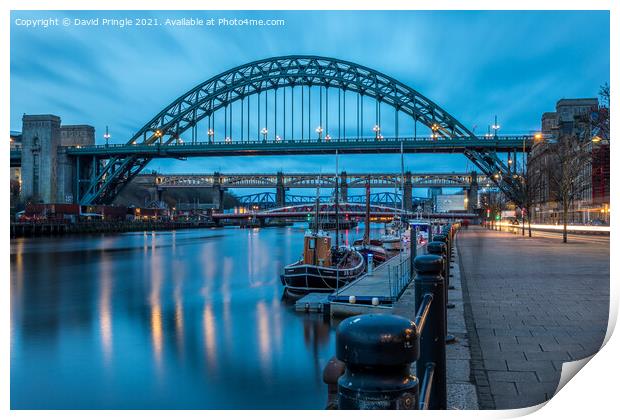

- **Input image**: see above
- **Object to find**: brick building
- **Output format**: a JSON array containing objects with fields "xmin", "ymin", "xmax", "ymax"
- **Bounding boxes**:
[{"xmin": 528, "ymin": 98, "xmax": 609, "ymax": 224}]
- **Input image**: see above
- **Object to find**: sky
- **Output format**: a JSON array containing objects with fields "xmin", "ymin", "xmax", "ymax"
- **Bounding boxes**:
[{"xmin": 10, "ymin": 10, "xmax": 610, "ymax": 179}]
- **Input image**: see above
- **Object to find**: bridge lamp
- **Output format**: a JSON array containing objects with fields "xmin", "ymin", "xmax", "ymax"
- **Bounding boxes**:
[
  {"xmin": 225, "ymin": 137, "xmax": 232, "ymax": 144},
  {"xmin": 276, "ymin": 135, "xmax": 282, "ymax": 142},
  {"xmin": 325, "ymin": 134, "xmax": 331, "ymax": 142},
  {"xmin": 103, "ymin": 126, "xmax": 111, "ymax": 146},
  {"xmin": 372, "ymin": 124, "xmax": 381, "ymax": 139},
  {"xmin": 315, "ymin": 126, "xmax": 323, "ymax": 139},
  {"xmin": 261, "ymin": 127, "xmax": 269, "ymax": 141}
]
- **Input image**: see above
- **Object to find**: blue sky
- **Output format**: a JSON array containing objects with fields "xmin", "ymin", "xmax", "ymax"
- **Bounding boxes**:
[{"xmin": 10, "ymin": 10, "xmax": 610, "ymax": 177}]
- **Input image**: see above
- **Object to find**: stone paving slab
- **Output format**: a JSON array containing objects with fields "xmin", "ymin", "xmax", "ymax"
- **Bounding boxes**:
[{"xmin": 458, "ymin": 226, "xmax": 609, "ymax": 410}]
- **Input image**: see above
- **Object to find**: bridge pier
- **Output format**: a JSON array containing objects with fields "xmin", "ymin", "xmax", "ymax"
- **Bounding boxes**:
[
  {"xmin": 276, "ymin": 172, "xmax": 286, "ymax": 208},
  {"xmin": 429, "ymin": 187, "xmax": 442, "ymax": 212},
  {"xmin": 404, "ymin": 171, "xmax": 413, "ymax": 211},
  {"xmin": 467, "ymin": 171, "xmax": 478, "ymax": 212},
  {"xmin": 340, "ymin": 171, "xmax": 348, "ymax": 202},
  {"xmin": 212, "ymin": 171, "xmax": 225, "ymax": 212}
]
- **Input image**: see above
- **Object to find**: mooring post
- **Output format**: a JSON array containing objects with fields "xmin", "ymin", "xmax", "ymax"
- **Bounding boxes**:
[
  {"xmin": 323, "ymin": 356, "xmax": 346, "ymax": 409},
  {"xmin": 336, "ymin": 314, "xmax": 420, "ymax": 409},
  {"xmin": 432, "ymin": 234, "xmax": 449, "ymax": 287},
  {"xmin": 414, "ymin": 255, "xmax": 447, "ymax": 409},
  {"xmin": 410, "ymin": 226, "xmax": 418, "ymax": 280}
]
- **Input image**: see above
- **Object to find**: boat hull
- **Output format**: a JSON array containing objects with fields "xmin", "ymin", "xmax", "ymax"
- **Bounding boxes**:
[{"xmin": 281, "ymin": 253, "xmax": 366, "ymax": 297}]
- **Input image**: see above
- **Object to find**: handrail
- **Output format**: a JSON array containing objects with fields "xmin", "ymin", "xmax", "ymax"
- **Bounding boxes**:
[
  {"xmin": 414, "ymin": 293, "xmax": 434, "ymax": 334},
  {"xmin": 419, "ymin": 362, "xmax": 436, "ymax": 410}
]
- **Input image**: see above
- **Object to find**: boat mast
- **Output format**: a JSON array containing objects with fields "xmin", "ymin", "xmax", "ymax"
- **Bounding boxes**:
[
  {"xmin": 335, "ymin": 150, "xmax": 340, "ymax": 249},
  {"xmin": 364, "ymin": 176, "xmax": 370, "ymax": 245},
  {"xmin": 400, "ymin": 140, "xmax": 405, "ymax": 214},
  {"xmin": 314, "ymin": 174, "xmax": 320, "ymax": 234}
]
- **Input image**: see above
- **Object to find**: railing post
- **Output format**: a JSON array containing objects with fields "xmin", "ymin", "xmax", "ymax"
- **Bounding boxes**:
[
  {"xmin": 432, "ymin": 233, "xmax": 449, "ymax": 287},
  {"xmin": 336, "ymin": 314, "xmax": 420, "ymax": 409},
  {"xmin": 414, "ymin": 255, "xmax": 447, "ymax": 409},
  {"xmin": 410, "ymin": 226, "xmax": 418, "ymax": 279}
]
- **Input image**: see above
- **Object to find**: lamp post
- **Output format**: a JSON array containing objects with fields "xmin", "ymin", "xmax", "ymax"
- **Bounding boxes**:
[
  {"xmin": 208, "ymin": 128, "xmax": 214, "ymax": 143},
  {"xmin": 372, "ymin": 124, "xmax": 380, "ymax": 140},
  {"xmin": 261, "ymin": 127, "xmax": 268, "ymax": 142},
  {"xmin": 103, "ymin": 126, "xmax": 110, "ymax": 147},
  {"xmin": 315, "ymin": 126, "xmax": 323, "ymax": 140},
  {"xmin": 491, "ymin": 115, "xmax": 500, "ymax": 138}
]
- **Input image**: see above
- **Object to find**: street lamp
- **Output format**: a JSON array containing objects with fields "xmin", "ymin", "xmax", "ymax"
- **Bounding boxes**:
[
  {"xmin": 372, "ymin": 124, "xmax": 381, "ymax": 140},
  {"xmin": 324, "ymin": 134, "xmax": 331, "ymax": 142},
  {"xmin": 207, "ymin": 128, "xmax": 214, "ymax": 143},
  {"xmin": 491, "ymin": 115, "xmax": 500, "ymax": 137},
  {"xmin": 261, "ymin": 127, "xmax": 269, "ymax": 141},
  {"xmin": 103, "ymin": 126, "xmax": 111, "ymax": 146},
  {"xmin": 275, "ymin": 135, "xmax": 282, "ymax": 142},
  {"xmin": 431, "ymin": 123, "xmax": 440, "ymax": 140},
  {"xmin": 315, "ymin": 126, "xmax": 323, "ymax": 140}
]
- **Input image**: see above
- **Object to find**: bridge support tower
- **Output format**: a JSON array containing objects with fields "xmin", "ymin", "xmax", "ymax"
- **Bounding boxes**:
[
  {"xmin": 403, "ymin": 171, "xmax": 413, "ymax": 212},
  {"xmin": 340, "ymin": 171, "xmax": 348, "ymax": 203},
  {"xmin": 212, "ymin": 171, "xmax": 225, "ymax": 212},
  {"xmin": 467, "ymin": 171, "xmax": 478, "ymax": 212},
  {"xmin": 276, "ymin": 172, "xmax": 286, "ymax": 208}
]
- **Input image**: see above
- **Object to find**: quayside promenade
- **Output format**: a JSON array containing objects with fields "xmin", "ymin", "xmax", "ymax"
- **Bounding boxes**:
[{"xmin": 458, "ymin": 226, "xmax": 609, "ymax": 409}]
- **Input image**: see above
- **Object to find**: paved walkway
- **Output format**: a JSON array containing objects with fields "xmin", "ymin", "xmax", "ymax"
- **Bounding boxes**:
[{"xmin": 457, "ymin": 226, "xmax": 609, "ymax": 409}]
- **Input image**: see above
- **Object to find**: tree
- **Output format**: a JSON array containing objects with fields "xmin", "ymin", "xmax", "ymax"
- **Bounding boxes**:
[
  {"xmin": 546, "ymin": 131, "xmax": 593, "ymax": 243},
  {"xmin": 521, "ymin": 162, "xmax": 545, "ymax": 237}
]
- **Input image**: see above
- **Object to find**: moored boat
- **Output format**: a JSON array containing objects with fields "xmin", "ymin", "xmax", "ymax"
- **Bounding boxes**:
[{"xmin": 281, "ymin": 230, "xmax": 365, "ymax": 298}]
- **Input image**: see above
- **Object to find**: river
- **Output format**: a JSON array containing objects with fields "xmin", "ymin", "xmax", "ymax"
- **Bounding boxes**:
[{"xmin": 10, "ymin": 224, "xmax": 379, "ymax": 409}]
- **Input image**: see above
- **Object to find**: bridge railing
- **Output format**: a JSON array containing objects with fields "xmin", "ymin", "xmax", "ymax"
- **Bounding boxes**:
[{"xmin": 64, "ymin": 135, "xmax": 536, "ymax": 151}]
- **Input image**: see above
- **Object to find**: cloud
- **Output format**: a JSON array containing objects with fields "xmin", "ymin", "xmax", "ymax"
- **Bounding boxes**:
[{"xmin": 10, "ymin": 10, "xmax": 609, "ymax": 175}]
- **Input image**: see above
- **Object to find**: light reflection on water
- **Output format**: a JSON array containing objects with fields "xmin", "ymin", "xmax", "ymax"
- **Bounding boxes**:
[{"xmin": 10, "ymin": 225, "xmax": 381, "ymax": 409}]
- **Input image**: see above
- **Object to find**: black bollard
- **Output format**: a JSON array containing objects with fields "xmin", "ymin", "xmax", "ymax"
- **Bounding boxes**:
[
  {"xmin": 337, "ymin": 314, "xmax": 420, "ymax": 410},
  {"xmin": 323, "ymin": 356, "xmax": 346, "ymax": 409},
  {"xmin": 414, "ymin": 255, "xmax": 447, "ymax": 410},
  {"xmin": 410, "ymin": 226, "xmax": 418, "ymax": 280},
  {"xmin": 432, "ymin": 233, "xmax": 449, "ymax": 281},
  {"xmin": 426, "ymin": 242, "xmax": 456, "ymax": 343}
]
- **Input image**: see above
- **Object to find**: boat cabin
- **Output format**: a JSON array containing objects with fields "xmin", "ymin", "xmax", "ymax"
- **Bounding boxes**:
[{"xmin": 303, "ymin": 231, "xmax": 332, "ymax": 267}]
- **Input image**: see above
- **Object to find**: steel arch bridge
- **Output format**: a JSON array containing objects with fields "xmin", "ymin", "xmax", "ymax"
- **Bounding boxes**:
[
  {"xmin": 77, "ymin": 55, "xmax": 525, "ymax": 205},
  {"xmin": 237, "ymin": 191, "xmax": 417, "ymax": 208}
]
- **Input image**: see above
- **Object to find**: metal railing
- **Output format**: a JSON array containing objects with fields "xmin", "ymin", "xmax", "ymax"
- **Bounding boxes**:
[
  {"xmin": 62, "ymin": 134, "xmax": 536, "ymax": 151},
  {"xmin": 324, "ymin": 223, "xmax": 461, "ymax": 410}
]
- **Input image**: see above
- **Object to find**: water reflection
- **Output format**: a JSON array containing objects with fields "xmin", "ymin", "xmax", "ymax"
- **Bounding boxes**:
[
  {"xmin": 98, "ymin": 259, "xmax": 113, "ymax": 365},
  {"xmin": 11, "ymin": 225, "xmax": 383, "ymax": 409}
]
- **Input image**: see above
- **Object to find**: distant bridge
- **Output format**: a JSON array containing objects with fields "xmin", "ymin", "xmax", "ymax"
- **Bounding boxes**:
[
  {"xmin": 140, "ymin": 171, "xmax": 490, "ymax": 189},
  {"xmin": 132, "ymin": 170, "xmax": 483, "ymax": 211},
  {"xmin": 236, "ymin": 191, "xmax": 425, "ymax": 209},
  {"xmin": 212, "ymin": 202, "xmax": 478, "ymax": 222}
]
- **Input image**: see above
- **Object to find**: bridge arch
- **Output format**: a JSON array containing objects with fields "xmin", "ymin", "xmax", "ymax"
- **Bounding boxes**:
[
  {"xmin": 79, "ymin": 55, "xmax": 522, "ymax": 205},
  {"xmin": 131, "ymin": 55, "xmax": 473, "ymax": 146}
]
